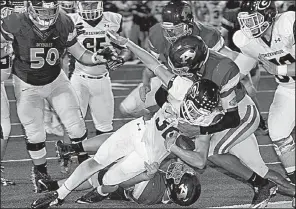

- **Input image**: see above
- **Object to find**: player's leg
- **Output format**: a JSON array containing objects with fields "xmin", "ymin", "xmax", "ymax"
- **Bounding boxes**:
[
  {"xmin": 241, "ymin": 73, "xmax": 268, "ymax": 135},
  {"xmin": 268, "ymin": 85, "xmax": 295, "ymax": 184},
  {"xmin": 119, "ymin": 76, "xmax": 162, "ymax": 117},
  {"xmin": 89, "ymin": 75, "xmax": 114, "ymax": 135},
  {"xmin": 43, "ymin": 99, "xmax": 64, "ymax": 137},
  {"xmin": 13, "ymin": 75, "xmax": 50, "ymax": 192}
]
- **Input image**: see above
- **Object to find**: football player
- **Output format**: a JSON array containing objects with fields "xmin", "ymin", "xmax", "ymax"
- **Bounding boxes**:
[
  {"xmin": 105, "ymin": 32, "xmax": 295, "ymax": 207},
  {"xmin": 220, "ymin": 1, "xmax": 269, "ymax": 136},
  {"xmin": 0, "ymin": 0, "xmax": 116, "ymax": 193},
  {"xmin": 67, "ymin": 0, "xmax": 128, "ymax": 137},
  {"xmin": 233, "ymin": 0, "xmax": 295, "ymax": 185},
  {"xmin": 31, "ymin": 76, "xmax": 220, "ymax": 208},
  {"xmin": 0, "ymin": 0, "xmax": 15, "ymax": 186}
]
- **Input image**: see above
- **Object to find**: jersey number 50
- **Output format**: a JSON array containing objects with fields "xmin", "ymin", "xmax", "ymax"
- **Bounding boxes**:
[
  {"xmin": 156, "ymin": 118, "xmax": 179, "ymax": 140},
  {"xmin": 30, "ymin": 48, "xmax": 59, "ymax": 69}
]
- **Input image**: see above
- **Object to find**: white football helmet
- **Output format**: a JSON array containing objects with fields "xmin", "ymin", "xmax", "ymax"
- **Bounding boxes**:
[
  {"xmin": 26, "ymin": 0, "xmax": 60, "ymax": 30},
  {"xmin": 76, "ymin": 1, "xmax": 103, "ymax": 20}
]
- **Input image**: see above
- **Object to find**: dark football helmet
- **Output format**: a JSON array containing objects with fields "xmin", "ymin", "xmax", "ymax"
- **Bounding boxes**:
[
  {"xmin": 180, "ymin": 79, "xmax": 220, "ymax": 126},
  {"xmin": 161, "ymin": 1, "xmax": 194, "ymax": 43},
  {"xmin": 26, "ymin": 0, "xmax": 60, "ymax": 29},
  {"xmin": 166, "ymin": 161, "xmax": 201, "ymax": 206},
  {"xmin": 237, "ymin": 0, "xmax": 277, "ymax": 38},
  {"xmin": 76, "ymin": 1, "xmax": 103, "ymax": 20},
  {"xmin": 168, "ymin": 35, "xmax": 209, "ymax": 77},
  {"xmin": 58, "ymin": 1, "xmax": 76, "ymax": 13}
]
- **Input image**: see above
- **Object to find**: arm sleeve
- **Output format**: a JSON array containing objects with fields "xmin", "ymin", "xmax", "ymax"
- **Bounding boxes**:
[
  {"xmin": 167, "ymin": 76, "xmax": 193, "ymax": 101},
  {"xmin": 0, "ymin": 15, "xmax": 19, "ymax": 41},
  {"xmin": 200, "ymin": 109, "xmax": 240, "ymax": 134},
  {"xmin": 65, "ymin": 17, "xmax": 78, "ymax": 48}
]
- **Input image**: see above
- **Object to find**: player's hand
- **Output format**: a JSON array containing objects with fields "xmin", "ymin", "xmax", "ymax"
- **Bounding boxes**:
[
  {"xmin": 92, "ymin": 46, "xmax": 118, "ymax": 64},
  {"xmin": 258, "ymin": 54, "xmax": 278, "ymax": 75},
  {"xmin": 75, "ymin": 22, "xmax": 85, "ymax": 36},
  {"xmin": 139, "ymin": 84, "xmax": 151, "ymax": 102},
  {"xmin": 106, "ymin": 30, "xmax": 129, "ymax": 47},
  {"xmin": 144, "ymin": 161, "xmax": 159, "ymax": 179},
  {"xmin": 106, "ymin": 57, "xmax": 125, "ymax": 71},
  {"xmin": 164, "ymin": 130, "xmax": 179, "ymax": 152},
  {"xmin": 177, "ymin": 121, "xmax": 201, "ymax": 138}
]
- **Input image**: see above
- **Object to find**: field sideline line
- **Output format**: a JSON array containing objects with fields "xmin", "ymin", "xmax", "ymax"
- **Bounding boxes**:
[{"xmin": 210, "ymin": 200, "xmax": 292, "ymax": 208}]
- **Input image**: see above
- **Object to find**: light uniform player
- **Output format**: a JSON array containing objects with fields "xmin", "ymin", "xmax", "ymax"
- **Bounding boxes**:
[
  {"xmin": 234, "ymin": 0, "xmax": 295, "ymax": 184},
  {"xmin": 67, "ymin": 1, "xmax": 126, "ymax": 135},
  {"xmin": 0, "ymin": 0, "xmax": 112, "ymax": 192}
]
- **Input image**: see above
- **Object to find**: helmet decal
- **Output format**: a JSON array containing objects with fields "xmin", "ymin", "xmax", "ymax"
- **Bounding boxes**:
[
  {"xmin": 257, "ymin": 0, "xmax": 271, "ymax": 10},
  {"xmin": 180, "ymin": 49, "xmax": 196, "ymax": 64}
]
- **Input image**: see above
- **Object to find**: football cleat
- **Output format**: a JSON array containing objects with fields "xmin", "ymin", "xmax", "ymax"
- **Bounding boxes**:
[
  {"xmin": 76, "ymin": 188, "xmax": 108, "ymax": 204},
  {"xmin": 31, "ymin": 167, "xmax": 52, "ymax": 193},
  {"xmin": 55, "ymin": 140, "xmax": 75, "ymax": 174},
  {"xmin": 251, "ymin": 180, "xmax": 278, "ymax": 208},
  {"xmin": 255, "ymin": 118, "xmax": 269, "ymax": 136},
  {"xmin": 31, "ymin": 191, "xmax": 63, "ymax": 209},
  {"xmin": 37, "ymin": 179, "xmax": 59, "ymax": 193}
]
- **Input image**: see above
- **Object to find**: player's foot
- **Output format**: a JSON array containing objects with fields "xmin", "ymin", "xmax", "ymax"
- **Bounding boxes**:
[
  {"xmin": 1, "ymin": 177, "xmax": 16, "ymax": 186},
  {"xmin": 31, "ymin": 191, "xmax": 63, "ymax": 209},
  {"xmin": 38, "ymin": 178, "xmax": 59, "ymax": 192},
  {"xmin": 55, "ymin": 140, "xmax": 75, "ymax": 174},
  {"xmin": 251, "ymin": 180, "xmax": 278, "ymax": 208},
  {"xmin": 31, "ymin": 167, "xmax": 52, "ymax": 193},
  {"xmin": 108, "ymin": 187, "xmax": 129, "ymax": 201},
  {"xmin": 75, "ymin": 188, "xmax": 109, "ymax": 204}
]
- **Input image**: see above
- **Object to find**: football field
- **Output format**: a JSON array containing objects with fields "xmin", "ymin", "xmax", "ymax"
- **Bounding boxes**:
[{"xmin": 1, "ymin": 64, "xmax": 294, "ymax": 208}]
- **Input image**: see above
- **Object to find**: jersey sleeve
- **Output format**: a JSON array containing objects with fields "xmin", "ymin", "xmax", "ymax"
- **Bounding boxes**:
[
  {"xmin": 0, "ymin": 13, "xmax": 21, "ymax": 41},
  {"xmin": 218, "ymin": 60, "xmax": 240, "ymax": 112},
  {"xmin": 196, "ymin": 22, "xmax": 223, "ymax": 51},
  {"xmin": 279, "ymin": 11, "xmax": 295, "ymax": 55},
  {"xmin": 148, "ymin": 23, "xmax": 164, "ymax": 58},
  {"xmin": 58, "ymin": 12, "xmax": 78, "ymax": 48},
  {"xmin": 168, "ymin": 76, "xmax": 193, "ymax": 101},
  {"xmin": 232, "ymin": 30, "xmax": 255, "ymax": 58}
]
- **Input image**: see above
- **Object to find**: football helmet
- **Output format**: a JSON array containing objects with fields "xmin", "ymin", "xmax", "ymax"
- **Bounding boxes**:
[
  {"xmin": 26, "ymin": 0, "xmax": 60, "ymax": 29},
  {"xmin": 180, "ymin": 79, "xmax": 220, "ymax": 126},
  {"xmin": 76, "ymin": 1, "xmax": 103, "ymax": 20},
  {"xmin": 59, "ymin": 1, "xmax": 75, "ymax": 12},
  {"xmin": 166, "ymin": 161, "xmax": 201, "ymax": 206},
  {"xmin": 237, "ymin": 0, "xmax": 277, "ymax": 38},
  {"xmin": 161, "ymin": 1, "xmax": 194, "ymax": 43},
  {"xmin": 168, "ymin": 35, "xmax": 209, "ymax": 77}
]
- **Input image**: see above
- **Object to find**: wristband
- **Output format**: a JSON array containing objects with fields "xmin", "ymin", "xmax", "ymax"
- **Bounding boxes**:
[{"xmin": 277, "ymin": 65, "xmax": 288, "ymax": 76}]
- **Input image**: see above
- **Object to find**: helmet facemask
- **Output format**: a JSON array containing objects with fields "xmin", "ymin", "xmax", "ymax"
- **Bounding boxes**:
[
  {"xmin": 238, "ymin": 11, "xmax": 270, "ymax": 38},
  {"xmin": 77, "ymin": 1, "xmax": 103, "ymax": 20},
  {"xmin": 161, "ymin": 22, "xmax": 192, "ymax": 44},
  {"xmin": 168, "ymin": 56, "xmax": 194, "ymax": 77},
  {"xmin": 59, "ymin": 1, "xmax": 75, "ymax": 10},
  {"xmin": 28, "ymin": 1, "xmax": 60, "ymax": 30}
]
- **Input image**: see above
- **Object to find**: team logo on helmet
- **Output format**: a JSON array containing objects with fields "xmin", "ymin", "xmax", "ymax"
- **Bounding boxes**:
[
  {"xmin": 257, "ymin": 0, "xmax": 271, "ymax": 10},
  {"xmin": 180, "ymin": 49, "xmax": 196, "ymax": 64},
  {"xmin": 177, "ymin": 184, "xmax": 188, "ymax": 200},
  {"xmin": 189, "ymin": 82, "xmax": 199, "ymax": 99}
]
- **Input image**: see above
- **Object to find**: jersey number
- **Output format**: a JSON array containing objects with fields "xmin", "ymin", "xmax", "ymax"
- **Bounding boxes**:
[
  {"xmin": 83, "ymin": 37, "xmax": 107, "ymax": 52},
  {"xmin": 269, "ymin": 53, "xmax": 296, "ymax": 83},
  {"xmin": 155, "ymin": 117, "xmax": 179, "ymax": 140},
  {"xmin": 30, "ymin": 48, "xmax": 59, "ymax": 69},
  {"xmin": 0, "ymin": 56, "xmax": 11, "ymax": 69}
]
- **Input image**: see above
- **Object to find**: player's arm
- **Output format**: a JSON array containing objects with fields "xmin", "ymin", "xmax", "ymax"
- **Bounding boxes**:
[
  {"xmin": 200, "ymin": 64, "xmax": 241, "ymax": 135},
  {"xmin": 170, "ymin": 135, "xmax": 211, "ymax": 169}
]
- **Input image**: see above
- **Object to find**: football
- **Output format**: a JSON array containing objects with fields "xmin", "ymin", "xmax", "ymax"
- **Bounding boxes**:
[{"xmin": 175, "ymin": 135, "xmax": 195, "ymax": 151}]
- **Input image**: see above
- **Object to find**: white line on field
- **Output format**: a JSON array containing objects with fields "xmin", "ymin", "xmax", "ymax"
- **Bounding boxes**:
[{"xmin": 210, "ymin": 200, "xmax": 292, "ymax": 208}]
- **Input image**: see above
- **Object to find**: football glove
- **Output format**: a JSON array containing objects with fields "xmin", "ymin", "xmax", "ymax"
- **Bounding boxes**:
[
  {"xmin": 106, "ymin": 56, "xmax": 125, "ymax": 71},
  {"xmin": 92, "ymin": 46, "xmax": 118, "ymax": 65}
]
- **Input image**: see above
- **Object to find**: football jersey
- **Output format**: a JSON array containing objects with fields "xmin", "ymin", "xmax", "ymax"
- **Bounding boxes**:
[
  {"xmin": 1, "ymin": 10, "xmax": 78, "ymax": 85},
  {"xmin": 148, "ymin": 22, "xmax": 224, "ymax": 64},
  {"xmin": 68, "ymin": 12, "xmax": 122, "ymax": 75},
  {"xmin": 0, "ymin": 42, "xmax": 12, "ymax": 81},
  {"xmin": 233, "ymin": 11, "xmax": 295, "ymax": 89}
]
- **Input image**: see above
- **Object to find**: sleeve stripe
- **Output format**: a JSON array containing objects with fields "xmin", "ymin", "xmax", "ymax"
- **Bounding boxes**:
[
  {"xmin": 225, "ymin": 107, "xmax": 238, "ymax": 112},
  {"xmin": 220, "ymin": 73, "xmax": 240, "ymax": 94},
  {"xmin": 220, "ymin": 85, "xmax": 237, "ymax": 98},
  {"xmin": 210, "ymin": 36, "xmax": 225, "ymax": 52},
  {"xmin": 0, "ymin": 20, "xmax": 14, "ymax": 41}
]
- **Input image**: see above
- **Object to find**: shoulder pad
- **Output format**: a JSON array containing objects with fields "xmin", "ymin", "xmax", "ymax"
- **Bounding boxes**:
[
  {"xmin": 102, "ymin": 12, "xmax": 122, "ymax": 25},
  {"xmin": 276, "ymin": 11, "xmax": 295, "ymax": 37},
  {"xmin": 66, "ymin": 13, "xmax": 81, "ymax": 24},
  {"xmin": 233, "ymin": 30, "xmax": 251, "ymax": 48},
  {"xmin": 1, "ymin": 13, "xmax": 22, "ymax": 35}
]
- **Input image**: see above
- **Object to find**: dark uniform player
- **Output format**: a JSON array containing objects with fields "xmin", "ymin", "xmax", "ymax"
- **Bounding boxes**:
[{"xmin": 0, "ymin": 0, "xmax": 114, "ymax": 193}]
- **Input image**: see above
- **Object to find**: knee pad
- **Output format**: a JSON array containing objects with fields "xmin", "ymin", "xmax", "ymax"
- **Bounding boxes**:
[
  {"xmin": 1, "ymin": 117, "xmax": 11, "ymax": 139},
  {"xmin": 273, "ymin": 136, "xmax": 295, "ymax": 157}
]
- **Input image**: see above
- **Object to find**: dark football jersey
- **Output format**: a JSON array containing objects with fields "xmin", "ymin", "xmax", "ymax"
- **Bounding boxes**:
[
  {"xmin": 148, "ymin": 22, "xmax": 222, "ymax": 64},
  {"xmin": 1, "ymin": 11, "xmax": 78, "ymax": 85}
]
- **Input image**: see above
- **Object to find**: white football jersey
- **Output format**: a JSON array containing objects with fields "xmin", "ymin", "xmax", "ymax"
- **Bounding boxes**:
[
  {"xmin": 68, "ymin": 12, "xmax": 122, "ymax": 75},
  {"xmin": 233, "ymin": 11, "xmax": 295, "ymax": 88}
]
